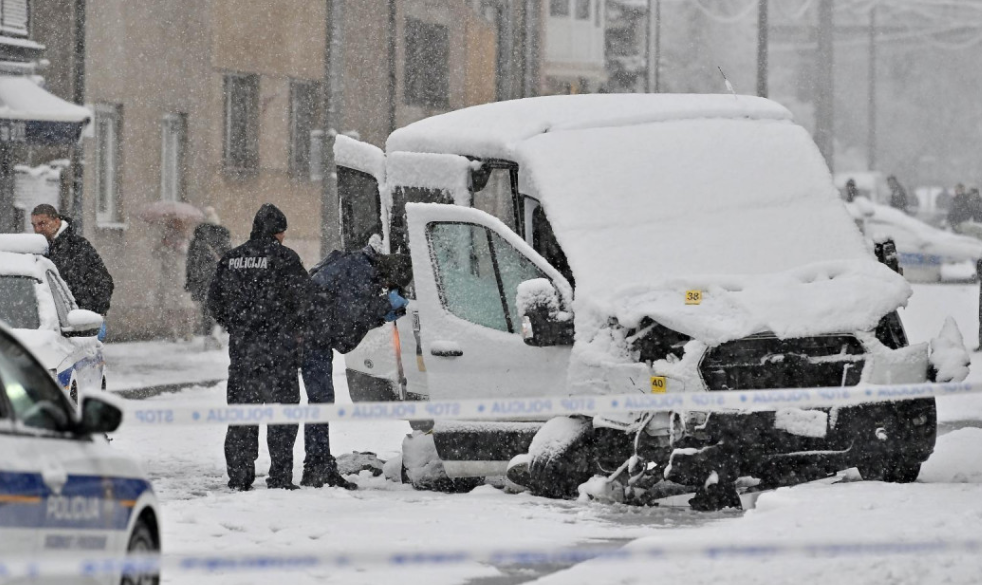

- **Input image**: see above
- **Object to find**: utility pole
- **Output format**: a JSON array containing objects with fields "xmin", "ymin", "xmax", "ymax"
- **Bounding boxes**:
[
  {"xmin": 756, "ymin": 0, "xmax": 768, "ymax": 97},
  {"xmin": 646, "ymin": 0, "xmax": 661, "ymax": 92},
  {"xmin": 71, "ymin": 0, "xmax": 86, "ymax": 231},
  {"xmin": 321, "ymin": 0, "xmax": 344, "ymax": 258},
  {"xmin": 867, "ymin": 6, "xmax": 877, "ymax": 171},
  {"xmin": 814, "ymin": 0, "xmax": 835, "ymax": 170}
]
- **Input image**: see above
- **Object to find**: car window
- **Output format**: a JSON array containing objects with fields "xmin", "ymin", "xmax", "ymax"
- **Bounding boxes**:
[
  {"xmin": 0, "ymin": 332, "xmax": 71, "ymax": 432},
  {"xmin": 489, "ymin": 231, "xmax": 547, "ymax": 330},
  {"xmin": 429, "ymin": 222, "xmax": 509, "ymax": 332},
  {"xmin": 46, "ymin": 272, "xmax": 73, "ymax": 326},
  {"xmin": 0, "ymin": 276, "xmax": 41, "ymax": 329}
]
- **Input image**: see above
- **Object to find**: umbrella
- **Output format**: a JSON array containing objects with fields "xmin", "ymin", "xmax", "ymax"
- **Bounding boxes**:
[{"xmin": 139, "ymin": 201, "xmax": 204, "ymax": 228}]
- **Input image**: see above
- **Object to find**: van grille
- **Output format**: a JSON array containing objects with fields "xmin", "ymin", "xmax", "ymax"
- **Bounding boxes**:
[{"xmin": 699, "ymin": 334, "xmax": 865, "ymax": 391}]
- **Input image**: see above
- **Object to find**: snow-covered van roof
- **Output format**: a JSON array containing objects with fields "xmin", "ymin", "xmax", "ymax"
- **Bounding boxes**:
[{"xmin": 386, "ymin": 94, "xmax": 792, "ymax": 160}]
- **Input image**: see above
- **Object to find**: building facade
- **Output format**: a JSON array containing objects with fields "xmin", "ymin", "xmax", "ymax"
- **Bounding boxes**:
[{"xmin": 32, "ymin": 0, "xmax": 519, "ymax": 339}]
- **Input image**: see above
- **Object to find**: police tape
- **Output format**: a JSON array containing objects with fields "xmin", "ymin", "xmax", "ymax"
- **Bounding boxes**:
[
  {"xmin": 2, "ymin": 537, "xmax": 980, "ymax": 577},
  {"xmin": 122, "ymin": 380, "xmax": 981, "ymax": 427}
]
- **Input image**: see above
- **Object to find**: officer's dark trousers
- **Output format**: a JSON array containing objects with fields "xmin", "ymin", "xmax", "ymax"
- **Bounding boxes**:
[
  {"xmin": 300, "ymin": 346, "xmax": 336, "ymax": 475},
  {"xmin": 225, "ymin": 336, "xmax": 300, "ymax": 489}
]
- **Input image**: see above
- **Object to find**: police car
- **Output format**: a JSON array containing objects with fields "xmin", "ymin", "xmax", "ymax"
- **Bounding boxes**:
[
  {"xmin": 0, "ymin": 320, "xmax": 160, "ymax": 584},
  {"xmin": 0, "ymin": 234, "xmax": 106, "ymax": 403}
]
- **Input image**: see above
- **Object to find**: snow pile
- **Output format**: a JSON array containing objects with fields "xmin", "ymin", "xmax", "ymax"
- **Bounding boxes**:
[
  {"xmin": 929, "ymin": 316, "xmax": 970, "ymax": 383},
  {"xmin": 527, "ymin": 416, "xmax": 590, "ymax": 460},
  {"xmin": 0, "ymin": 234, "xmax": 48, "ymax": 255},
  {"xmin": 334, "ymin": 134, "xmax": 385, "ymax": 182},
  {"xmin": 401, "ymin": 430, "xmax": 448, "ymax": 486},
  {"xmin": 387, "ymin": 93, "xmax": 791, "ymax": 160},
  {"xmin": 516, "ymin": 277, "xmax": 571, "ymax": 318},
  {"xmin": 386, "ymin": 152, "xmax": 474, "ymax": 206},
  {"xmin": 774, "ymin": 408, "xmax": 828, "ymax": 438}
]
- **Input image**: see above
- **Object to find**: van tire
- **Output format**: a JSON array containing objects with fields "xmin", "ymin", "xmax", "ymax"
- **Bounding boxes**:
[
  {"xmin": 121, "ymin": 518, "xmax": 159, "ymax": 585},
  {"xmin": 526, "ymin": 417, "xmax": 595, "ymax": 499}
]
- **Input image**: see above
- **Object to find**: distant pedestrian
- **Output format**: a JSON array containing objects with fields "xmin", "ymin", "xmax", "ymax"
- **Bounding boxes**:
[
  {"xmin": 949, "ymin": 185, "xmax": 982, "ymax": 239},
  {"xmin": 300, "ymin": 241, "xmax": 411, "ymax": 489},
  {"xmin": 185, "ymin": 207, "xmax": 232, "ymax": 348},
  {"xmin": 207, "ymin": 204, "xmax": 311, "ymax": 492},
  {"xmin": 30, "ymin": 204, "xmax": 114, "ymax": 339},
  {"xmin": 844, "ymin": 178, "xmax": 860, "ymax": 203},
  {"xmin": 887, "ymin": 175, "xmax": 915, "ymax": 214}
]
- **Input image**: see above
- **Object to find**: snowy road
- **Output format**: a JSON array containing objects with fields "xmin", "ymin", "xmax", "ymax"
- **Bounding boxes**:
[{"xmin": 108, "ymin": 283, "xmax": 982, "ymax": 584}]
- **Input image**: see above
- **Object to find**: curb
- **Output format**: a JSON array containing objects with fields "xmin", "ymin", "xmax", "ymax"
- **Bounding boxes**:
[{"xmin": 112, "ymin": 379, "xmax": 226, "ymax": 400}]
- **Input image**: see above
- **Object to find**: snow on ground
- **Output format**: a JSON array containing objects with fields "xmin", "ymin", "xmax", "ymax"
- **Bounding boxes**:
[
  {"xmin": 107, "ymin": 282, "xmax": 982, "ymax": 584},
  {"xmin": 104, "ymin": 337, "xmax": 229, "ymax": 392}
]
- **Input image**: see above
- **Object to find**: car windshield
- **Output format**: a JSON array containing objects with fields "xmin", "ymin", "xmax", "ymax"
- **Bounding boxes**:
[{"xmin": 0, "ymin": 276, "xmax": 40, "ymax": 329}]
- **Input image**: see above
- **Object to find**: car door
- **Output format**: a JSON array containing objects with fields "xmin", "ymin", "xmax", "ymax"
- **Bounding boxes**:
[
  {"xmin": 404, "ymin": 202, "xmax": 572, "ymax": 405},
  {"xmin": 0, "ymin": 329, "xmax": 115, "ymax": 583},
  {"xmin": 46, "ymin": 271, "xmax": 103, "ymax": 396}
]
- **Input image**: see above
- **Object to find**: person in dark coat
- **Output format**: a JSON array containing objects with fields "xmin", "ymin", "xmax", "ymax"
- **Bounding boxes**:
[
  {"xmin": 207, "ymin": 203, "xmax": 311, "ymax": 491},
  {"xmin": 299, "ymin": 243, "xmax": 410, "ymax": 489},
  {"xmin": 887, "ymin": 175, "xmax": 915, "ymax": 214},
  {"xmin": 30, "ymin": 204, "xmax": 114, "ymax": 320},
  {"xmin": 185, "ymin": 207, "xmax": 232, "ymax": 340},
  {"xmin": 844, "ymin": 178, "xmax": 860, "ymax": 203}
]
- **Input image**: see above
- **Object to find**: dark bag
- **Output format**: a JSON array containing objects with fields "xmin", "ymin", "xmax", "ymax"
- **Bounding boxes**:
[{"xmin": 309, "ymin": 250, "xmax": 391, "ymax": 353}]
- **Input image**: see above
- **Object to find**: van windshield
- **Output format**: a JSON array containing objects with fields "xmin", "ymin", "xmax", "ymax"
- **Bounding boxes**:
[{"xmin": 0, "ymin": 276, "xmax": 40, "ymax": 330}]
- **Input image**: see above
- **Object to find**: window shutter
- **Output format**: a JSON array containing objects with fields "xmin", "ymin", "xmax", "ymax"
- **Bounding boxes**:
[{"xmin": 1, "ymin": 0, "xmax": 29, "ymax": 37}]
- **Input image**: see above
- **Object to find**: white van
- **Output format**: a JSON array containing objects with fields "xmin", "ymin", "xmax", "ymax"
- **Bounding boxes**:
[{"xmin": 335, "ymin": 94, "xmax": 962, "ymax": 509}]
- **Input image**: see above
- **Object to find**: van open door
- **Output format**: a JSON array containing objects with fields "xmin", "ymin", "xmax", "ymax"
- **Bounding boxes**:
[{"xmin": 404, "ymin": 202, "xmax": 573, "ymax": 477}]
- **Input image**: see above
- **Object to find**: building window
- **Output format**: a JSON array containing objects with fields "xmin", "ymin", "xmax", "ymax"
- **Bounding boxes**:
[
  {"xmin": 94, "ymin": 104, "xmax": 121, "ymax": 225},
  {"xmin": 289, "ymin": 80, "xmax": 320, "ymax": 179},
  {"xmin": 404, "ymin": 18, "xmax": 449, "ymax": 109},
  {"xmin": 223, "ymin": 73, "xmax": 259, "ymax": 171},
  {"xmin": 575, "ymin": 0, "xmax": 590, "ymax": 20},
  {"xmin": 549, "ymin": 0, "xmax": 569, "ymax": 17},
  {"xmin": 160, "ymin": 113, "xmax": 186, "ymax": 202},
  {"xmin": 0, "ymin": 0, "xmax": 29, "ymax": 37}
]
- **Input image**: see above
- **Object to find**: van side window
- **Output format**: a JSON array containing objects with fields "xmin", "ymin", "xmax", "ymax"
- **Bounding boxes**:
[
  {"xmin": 390, "ymin": 186, "xmax": 453, "ymax": 255},
  {"xmin": 472, "ymin": 167, "xmax": 517, "ymax": 232},
  {"xmin": 531, "ymin": 206, "xmax": 575, "ymax": 288},
  {"xmin": 338, "ymin": 166, "xmax": 383, "ymax": 252},
  {"xmin": 428, "ymin": 223, "xmax": 509, "ymax": 332}
]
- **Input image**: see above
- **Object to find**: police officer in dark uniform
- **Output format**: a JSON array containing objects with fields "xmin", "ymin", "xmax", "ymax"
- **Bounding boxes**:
[{"xmin": 207, "ymin": 204, "xmax": 311, "ymax": 491}]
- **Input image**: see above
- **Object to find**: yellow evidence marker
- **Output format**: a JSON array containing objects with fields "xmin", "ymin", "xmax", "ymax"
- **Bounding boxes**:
[{"xmin": 650, "ymin": 376, "xmax": 667, "ymax": 394}]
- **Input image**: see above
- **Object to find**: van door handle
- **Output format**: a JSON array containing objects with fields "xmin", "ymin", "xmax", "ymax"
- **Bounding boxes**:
[{"xmin": 430, "ymin": 341, "xmax": 463, "ymax": 357}]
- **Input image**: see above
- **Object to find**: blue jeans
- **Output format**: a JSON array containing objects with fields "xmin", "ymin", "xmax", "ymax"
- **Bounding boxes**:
[{"xmin": 301, "ymin": 346, "xmax": 336, "ymax": 473}]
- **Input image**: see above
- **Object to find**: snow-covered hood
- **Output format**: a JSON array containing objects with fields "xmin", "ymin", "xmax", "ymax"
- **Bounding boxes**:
[
  {"xmin": 8, "ymin": 328, "xmax": 68, "ymax": 371},
  {"xmin": 577, "ymin": 259, "xmax": 911, "ymax": 347},
  {"xmin": 517, "ymin": 118, "xmax": 877, "ymax": 308}
]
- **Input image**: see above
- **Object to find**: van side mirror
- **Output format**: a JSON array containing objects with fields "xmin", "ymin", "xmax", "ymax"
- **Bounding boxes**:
[
  {"xmin": 63, "ymin": 309, "xmax": 104, "ymax": 336},
  {"xmin": 517, "ymin": 278, "xmax": 574, "ymax": 347}
]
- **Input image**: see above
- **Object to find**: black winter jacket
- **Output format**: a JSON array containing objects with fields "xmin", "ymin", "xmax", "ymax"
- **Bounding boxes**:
[
  {"xmin": 47, "ymin": 221, "xmax": 114, "ymax": 315},
  {"xmin": 306, "ymin": 248, "xmax": 391, "ymax": 354},
  {"xmin": 185, "ymin": 223, "xmax": 232, "ymax": 302},
  {"xmin": 207, "ymin": 205, "xmax": 311, "ymax": 352}
]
